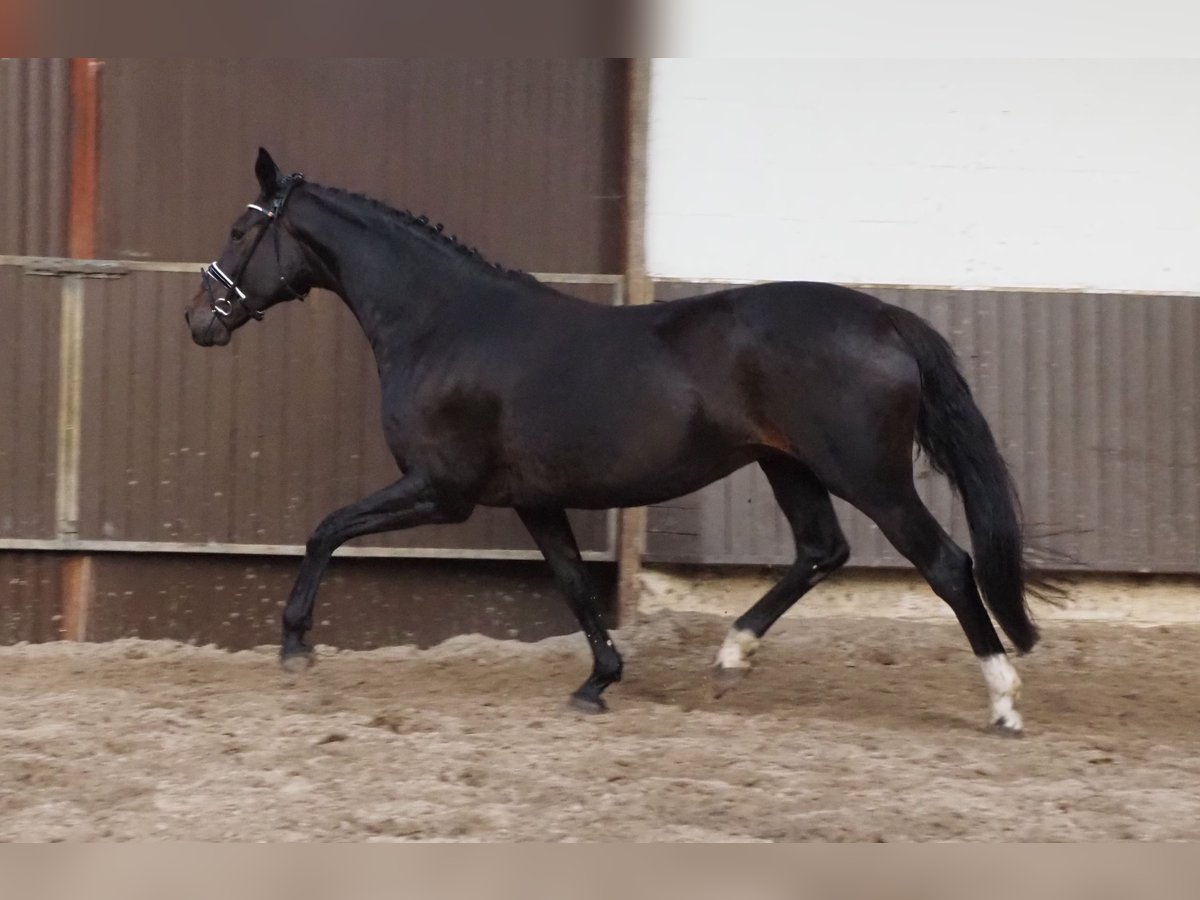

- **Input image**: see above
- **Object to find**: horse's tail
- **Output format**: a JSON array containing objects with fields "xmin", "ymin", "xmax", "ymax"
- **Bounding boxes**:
[{"xmin": 885, "ymin": 306, "xmax": 1039, "ymax": 653}]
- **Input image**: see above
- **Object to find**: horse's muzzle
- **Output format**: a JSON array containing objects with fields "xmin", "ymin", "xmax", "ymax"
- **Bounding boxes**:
[{"xmin": 186, "ymin": 304, "xmax": 232, "ymax": 347}]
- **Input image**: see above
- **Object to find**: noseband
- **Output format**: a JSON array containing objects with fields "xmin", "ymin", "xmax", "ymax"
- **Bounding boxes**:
[{"xmin": 202, "ymin": 172, "xmax": 308, "ymax": 322}]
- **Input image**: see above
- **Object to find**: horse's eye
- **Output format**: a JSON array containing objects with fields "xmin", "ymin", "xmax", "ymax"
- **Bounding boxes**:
[{"xmin": 230, "ymin": 228, "xmax": 245, "ymax": 241}]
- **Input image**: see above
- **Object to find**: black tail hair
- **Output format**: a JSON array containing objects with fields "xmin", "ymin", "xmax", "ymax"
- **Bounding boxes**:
[{"xmin": 886, "ymin": 306, "xmax": 1039, "ymax": 653}]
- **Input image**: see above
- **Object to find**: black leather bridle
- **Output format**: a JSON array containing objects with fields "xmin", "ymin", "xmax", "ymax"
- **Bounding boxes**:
[{"xmin": 201, "ymin": 172, "xmax": 308, "ymax": 321}]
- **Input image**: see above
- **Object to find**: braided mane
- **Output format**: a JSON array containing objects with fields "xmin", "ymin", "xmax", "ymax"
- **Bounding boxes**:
[{"xmin": 316, "ymin": 184, "xmax": 537, "ymax": 284}]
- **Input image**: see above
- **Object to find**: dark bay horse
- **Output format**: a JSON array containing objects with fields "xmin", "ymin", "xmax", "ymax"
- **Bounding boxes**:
[{"xmin": 186, "ymin": 149, "xmax": 1037, "ymax": 733}]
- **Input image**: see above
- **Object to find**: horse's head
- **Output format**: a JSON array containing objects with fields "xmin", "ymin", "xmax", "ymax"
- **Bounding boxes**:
[{"xmin": 186, "ymin": 148, "xmax": 317, "ymax": 346}]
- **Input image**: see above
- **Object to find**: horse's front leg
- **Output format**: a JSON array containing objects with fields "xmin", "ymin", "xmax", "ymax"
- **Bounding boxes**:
[
  {"xmin": 280, "ymin": 473, "xmax": 471, "ymax": 670},
  {"xmin": 517, "ymin": 507, "xmax": 622, "ymax": 712}
]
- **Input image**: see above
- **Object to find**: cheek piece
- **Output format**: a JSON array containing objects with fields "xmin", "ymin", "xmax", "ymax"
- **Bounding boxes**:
[{"xmin": 200, "ymin": 172, "xmax": 308, "ymax": 322}]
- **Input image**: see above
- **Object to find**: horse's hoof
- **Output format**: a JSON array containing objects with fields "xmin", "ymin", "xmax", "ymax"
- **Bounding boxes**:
[
  {"xmin": 280, "ymin": 652, "xmax": 315, "ymax": 675},
  {"xmin": 566, "ymin": 693, "xmax": 607, "ymax": 715},
  {"xmin": 989, "ymin": 716, "xmax": 1024, "ymax": 738},
  {"xmin": 712, "ymin": 664, "xmax": 750, "ymax": 698}
]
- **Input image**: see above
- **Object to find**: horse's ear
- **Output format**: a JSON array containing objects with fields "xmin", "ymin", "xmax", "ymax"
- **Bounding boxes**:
[{"xmin": 255, "ymin": 147, "xmax": 281, "ymax": 195}]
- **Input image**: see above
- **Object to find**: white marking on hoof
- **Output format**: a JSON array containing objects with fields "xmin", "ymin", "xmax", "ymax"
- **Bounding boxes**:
[
  {"xmin": 715, "ymin": 628, "xmax": 760, "ymax": 670},
  {"xmin": 980, "ymin": 654, "xmax": 1023, "ymax": 733}
]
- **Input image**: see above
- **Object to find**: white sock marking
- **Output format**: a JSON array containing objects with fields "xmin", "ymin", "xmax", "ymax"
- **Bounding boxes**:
[
  {"xmin": 980, "ymin": 654, "xmax": 1023, "ymax": 731},
  {"xmin": 715, "ymin": 628, "xmax": 760, "ymax": 669}
]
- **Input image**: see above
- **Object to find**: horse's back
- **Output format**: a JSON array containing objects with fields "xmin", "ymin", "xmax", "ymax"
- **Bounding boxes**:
[{"xmin": 646, "ymin": 280, "xmax": 916, "ymax": 388}]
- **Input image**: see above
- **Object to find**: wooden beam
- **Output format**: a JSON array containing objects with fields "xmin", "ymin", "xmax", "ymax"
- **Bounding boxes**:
[
  {"xmin": 60, "ymin": 556, "xmax": 94, "ymax": 641},
  {"xmin": 0, "ymin": 537, "xmax": 615, "ymax": 562},
  {"xmin": 0, "ymin": 2, "xmax": 31, "ymax": 55},
  {"xmin": 67, "ymin": 58, "xmax": 100, "ymax": 259},
  {"xmin": 617, "ymin": 58, "xmax": 653, "ymax": 627},
  {"xmin": 621, "ymin": 58, "xmax": 651, "ymax": 300},
  {"xmin": 61, "ymin": 58, "xmax": 101, "ymax": 639},
  {"xmin": 54, "ymin": 276, "xmax": 84, "ymax": 540}
]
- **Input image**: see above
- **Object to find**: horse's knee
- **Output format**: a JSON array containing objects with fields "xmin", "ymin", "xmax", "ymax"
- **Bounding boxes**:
[{"xmin": 304, "ymin": 533, "xmax": 336, "ymax": 559}]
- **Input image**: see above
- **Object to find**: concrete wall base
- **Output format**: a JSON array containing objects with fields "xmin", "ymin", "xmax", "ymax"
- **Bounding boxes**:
[{"xmin": 638, "ymin": 565, "xmax": 1200, "ymax": 627}]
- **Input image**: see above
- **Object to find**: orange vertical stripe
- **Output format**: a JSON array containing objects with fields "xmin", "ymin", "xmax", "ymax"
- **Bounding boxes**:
[
  {"xmin": 0, "ymin": 0, "xmax": 32, "ymax": 55},
  {"xmin": 68, "ymin": 57, "xmax": 100, "ymax": 259}
]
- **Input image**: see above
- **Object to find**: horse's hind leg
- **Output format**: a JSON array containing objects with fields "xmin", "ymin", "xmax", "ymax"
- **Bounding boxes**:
[
  {"xmin": 856, "ymin": 484, "xmax": 1023, "ymax": 734},
  {"xmin": 713, "ymin": 457, "xmax": 849, "ymax": 694},
  {"xmin": 517, "ymin": 507, "xmax": 623, "ymax": 713}
]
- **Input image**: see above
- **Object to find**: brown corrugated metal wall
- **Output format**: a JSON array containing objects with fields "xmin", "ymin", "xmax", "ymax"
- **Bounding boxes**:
[
  {"xmin": 0, "ymin": 267, "xmax": 60, "ymax": 538},
  {"xmin": 646, "ymin": 282, "xmax": 1200, "ymax": 573},
  {"xmin": 0, "ymin": 58, "xmax": 70, "ymax": 256},
  {"xmin": 82, "ymin": 555, "xmax": 611, "ymax": 650},
  {"xmin": 95, "ymin": 59, "xmax": 627, "ymax": 273},
  {"xmin": 0, "ymin": 553, "xmax": 65, "ymax": 643}
]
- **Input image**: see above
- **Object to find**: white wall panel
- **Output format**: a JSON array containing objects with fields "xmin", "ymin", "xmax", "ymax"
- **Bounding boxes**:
[
  {"xmin": 646, "ymin": 59, "xmax": 1200, "ymax": 291},
  {"xmin": 656, "ymin": 0, "xmax": 1200, "ymax": 58}
]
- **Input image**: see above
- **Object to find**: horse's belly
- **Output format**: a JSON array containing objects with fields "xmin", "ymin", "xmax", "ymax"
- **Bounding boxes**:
[
  {"xmin": 480, "ymin": 440, "xmax": 758, "ymax": 510},
  {"xmin": 479, "ymin": 352, "xmax": 760, "ymax": 508}
]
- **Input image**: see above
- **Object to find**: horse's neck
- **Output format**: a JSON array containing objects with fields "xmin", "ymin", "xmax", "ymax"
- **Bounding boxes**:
[{"xmin": 301, "ymin": 195, "xmax": 474, "ymax": 368}]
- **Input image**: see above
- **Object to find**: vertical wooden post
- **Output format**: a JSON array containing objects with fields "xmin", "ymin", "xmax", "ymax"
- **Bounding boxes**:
[
  {"xmin": 56, "ymin": 276, "xmax": 84, "ymax": 539},
  {"xmin": 0, "ymin": 1, "xmax": 31, "ymax": 55},
  {"xmin": 616, "ymin": 58, "xmax": 652, "ymax": 627},
  {"xmin": 60, "ymin": 556, "xmax": 93, "ymax": 641},
  {"xmin": 68, "ymin": 58, "xmax": 99, "ymax": 260},
  {"xmin": 59, "ymin": 57, "xmax": 100, "ymax": 640}
]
